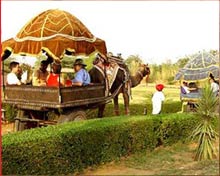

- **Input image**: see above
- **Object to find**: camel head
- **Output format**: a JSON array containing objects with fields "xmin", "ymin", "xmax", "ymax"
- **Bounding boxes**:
[
  {"xmin": 138, "ymin": 64, "xmax": 150, "ymax": 83},
  {"xmin": 138, "ymin": 64, "xmax": 150, "ymax": 77}
]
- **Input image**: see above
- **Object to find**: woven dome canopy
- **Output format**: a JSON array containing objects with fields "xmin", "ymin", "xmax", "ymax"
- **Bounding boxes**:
[
  {"xmin": 174, "ymin": 51, "xmax": 219, "ymax": 81},
  {"xmin": 2, "ymin": 9, "xmax": 107, "ymax": 58}
]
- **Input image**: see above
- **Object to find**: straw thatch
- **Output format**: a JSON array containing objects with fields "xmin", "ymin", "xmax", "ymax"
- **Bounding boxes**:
[
  {"xmin": 2, "ymin": 9, "xmax": 107, "ymax": 58},
  {"xmin": 174, "ymin": 51, "xmax": 219, "ymax": 81}
]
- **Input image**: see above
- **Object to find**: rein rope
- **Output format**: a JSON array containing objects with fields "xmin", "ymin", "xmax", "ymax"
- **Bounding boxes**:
[{"xmin": 137, "ymin": 70, "xmax": 144, "ymax": 79}]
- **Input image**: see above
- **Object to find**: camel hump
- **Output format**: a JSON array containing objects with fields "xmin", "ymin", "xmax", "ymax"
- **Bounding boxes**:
[{"xmin": 108, "ymin": 55, "xmax": 129, "ymax": 73}]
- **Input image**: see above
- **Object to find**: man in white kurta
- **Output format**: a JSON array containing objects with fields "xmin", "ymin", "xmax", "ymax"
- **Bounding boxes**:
[
  {"xmin": 7, "ymin": 72, "xmax": 21, "ymax": 85},
  {"xmin": 152, "ymin": 84, "xmax": 165, "ymax": 115},
  {"xmin": 6, "ymin": 61, "xmax": 21, "ymax": 85}
]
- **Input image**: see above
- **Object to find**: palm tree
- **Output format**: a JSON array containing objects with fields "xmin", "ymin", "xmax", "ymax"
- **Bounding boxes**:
[{"xmin": 191, "ymin": 84, "xmax": 219, "ymax": 161}]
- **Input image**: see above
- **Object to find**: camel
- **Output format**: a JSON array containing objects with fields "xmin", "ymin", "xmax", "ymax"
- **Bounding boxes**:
[{"xmin": 89, "ymin": 55, "xmax": 150, "ymax": 117}]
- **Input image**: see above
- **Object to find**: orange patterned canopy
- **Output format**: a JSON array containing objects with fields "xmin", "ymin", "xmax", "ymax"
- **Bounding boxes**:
[{"xmin": 2, "ymin": 9, "xmax": 107, "ymax": 58}]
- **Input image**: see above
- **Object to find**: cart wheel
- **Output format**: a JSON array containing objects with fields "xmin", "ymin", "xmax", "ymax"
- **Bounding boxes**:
[{"xmin": 57, "ymin": 110, "xmax": 87, "ymax": 124}]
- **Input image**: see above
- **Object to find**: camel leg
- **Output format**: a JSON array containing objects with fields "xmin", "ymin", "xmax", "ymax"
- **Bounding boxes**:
[
  {"xmin": 113, "ymin": 95, "xmax": 120, "ymax": 116},
  {"xmin": 98, "ymin": 104, "xmax": 105, "ymax": 118},
  {"xmin": 123, "ymin": 91, "xmax": 130, "ymax": 115}
]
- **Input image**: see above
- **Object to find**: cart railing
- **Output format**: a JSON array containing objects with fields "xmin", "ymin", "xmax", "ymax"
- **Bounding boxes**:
[
  {"xmin": 3, "ymin": 84, "xmax": 106, "ymax": 110},
  {"xmin": 3, "ymin": 82, "xmax": 123, "ymax": 111}
]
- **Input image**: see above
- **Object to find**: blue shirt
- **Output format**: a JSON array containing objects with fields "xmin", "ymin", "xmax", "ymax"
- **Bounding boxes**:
[{"xmin": 72, "ymin": 69, "xmax": 91, "ymax": 85}]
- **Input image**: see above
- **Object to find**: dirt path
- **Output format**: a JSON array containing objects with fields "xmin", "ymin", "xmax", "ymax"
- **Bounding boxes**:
[
  {"xmin": 81, "ymin": 142, "xmax": 219, "ymax": 175},
  {"xmin": 83, "ymin": 164, "xmax": 155, "ymax": 175}
]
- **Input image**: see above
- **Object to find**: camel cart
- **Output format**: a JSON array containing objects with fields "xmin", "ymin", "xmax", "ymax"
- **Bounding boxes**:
[
  {"xmin": 174, "ymin": 51, "xmax": 219, "ymax": 112},
  {"xmin": 2, "ymin": 83, "xmax": 120, "ymax": 131},
  {"xmin": 1, "ymin": 46, "xmax": 120, "ymax": 132},
  {"xmin": 1, "ymin": 48, "xmax": 121, "ymax": 132},
  {"xmin": 1, "ymin": 8, "xmax": 115, "ymax": 131}
]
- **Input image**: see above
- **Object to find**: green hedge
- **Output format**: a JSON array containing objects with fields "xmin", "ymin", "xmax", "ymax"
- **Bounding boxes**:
[{"xmin": 3, "ymin": 113, "xmax": 214, "ymax": 175}]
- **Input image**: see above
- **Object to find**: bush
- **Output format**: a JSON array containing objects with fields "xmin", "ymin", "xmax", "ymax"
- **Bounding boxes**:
[
  {"xmin": 2, "ymin": 104, "xmax": 17, "ymax": 122},
  {"xmin": 158, "ymin": 114, "xmax": 201, "ymax": 146},
  {"xmin": 3, "ymin": 113, "xmax": 212, "ymax": 175}
]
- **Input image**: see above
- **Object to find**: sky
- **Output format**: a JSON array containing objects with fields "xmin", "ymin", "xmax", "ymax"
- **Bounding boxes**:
[{"xmin": 1, "ymin": 1, "xmax": 219, "ymax": 64}]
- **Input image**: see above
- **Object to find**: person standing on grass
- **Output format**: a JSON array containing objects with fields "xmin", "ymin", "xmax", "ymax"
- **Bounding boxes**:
[{"xmin": 152, "ymin": 84, "xmax": 165, "ymax": 115}]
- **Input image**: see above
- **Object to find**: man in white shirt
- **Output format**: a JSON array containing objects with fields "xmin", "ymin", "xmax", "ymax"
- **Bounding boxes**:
[
  {"xmin": 6, "ymin": 61, "xmax": 22, "ymax": 85},
  {"xmin": 152, "ymin": 84, "xmax": 165, "ymax": 115}
]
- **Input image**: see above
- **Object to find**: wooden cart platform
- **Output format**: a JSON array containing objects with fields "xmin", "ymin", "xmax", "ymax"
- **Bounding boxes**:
[
  {"xmin": 3, "ymin": 83, "xmax": 117, "ymax": 131},
  {"xmin": 3, "ymin": 84, "xmax": 108, "ymax": 110}
]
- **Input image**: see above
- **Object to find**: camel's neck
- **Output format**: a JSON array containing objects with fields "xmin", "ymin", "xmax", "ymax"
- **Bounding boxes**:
[{"xmin": 130, "ymin": 71, "xmax": 144, "ymax": 88}]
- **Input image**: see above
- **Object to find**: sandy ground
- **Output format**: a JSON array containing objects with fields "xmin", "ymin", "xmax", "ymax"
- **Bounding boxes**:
[
  {"xmin": 82, "ymin": 142, "xmax": 219, "ymax": 176},
  {"xmin": 1, "ymin": 122, "xmax": 15, "ymax": 135},
  {"xmin": 82, "ymin": 164, "xmax": 156, "ymax": 175}
]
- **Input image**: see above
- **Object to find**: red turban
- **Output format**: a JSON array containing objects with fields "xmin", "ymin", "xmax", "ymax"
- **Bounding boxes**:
[{"xmin": 156, "ymin": 84, "xmax": 164, "ymax": 91}]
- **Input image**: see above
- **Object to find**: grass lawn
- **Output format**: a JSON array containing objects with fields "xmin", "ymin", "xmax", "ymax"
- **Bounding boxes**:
[
  {"xmin": 82, "ymin": 83, "xmax": 219, "ymax": 175},
  {"xmin": 87, "ymin": 83, "xmax": 182, "ymax": 118}
]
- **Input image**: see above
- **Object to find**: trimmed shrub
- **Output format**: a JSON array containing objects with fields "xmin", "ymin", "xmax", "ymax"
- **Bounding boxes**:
[
  {"xmin": 158, "ymin": 114, "xmax": 201, "ymax": 145},
  {"xmin": 2, "ymin": 104, "xmax": 17, "ymax": 122},
  {"xmin": 3, "ymin": 113, "xmax": 214, "ymax": 175}
]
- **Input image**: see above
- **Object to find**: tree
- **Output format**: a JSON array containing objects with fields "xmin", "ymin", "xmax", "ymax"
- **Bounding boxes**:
[
  {"xmin": 148, "ymin": 64, "xmax": 161, "ymax": 83},
  {"xmin": 209, "ymin": 49, "xmax": 219, "ymax": 56},
  {"xmin": 161, "ymin": 62, "xmax": 178, "ymax": 84},
  {"xmin": 175, "ymin": 57, "xmax": 190, "ymax": 68},
  {"xmin": 125, "ymin": 55, "xmax": 143, "ymax": 75}
]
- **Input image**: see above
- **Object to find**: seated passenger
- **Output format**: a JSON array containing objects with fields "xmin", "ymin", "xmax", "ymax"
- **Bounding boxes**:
[
  {"xmin": 47, "ymin": 62, "xmax": 64, "ymax": 87},
  {"xmin": 188, "ymin": 82, "xmax": 198, "ymax": 92},
  {"xmin": 181, "ymin": 81, "xmax": 190, "ymax": 94},
  {"xmin": 17, "ymin": 65, "xmax": 23, "ymax": 81},
  {"xmin": 209, "ymin": 76, "xmax": 219, "ymax": 96},
  {"xmin": 72, "ymin": 58, "xmax": 91, "ymax": 86},
  {"xmin": 61, "ymin": 73, "xmax": 73, "ymax": 87},
  {"xmin": 65, "ymin": 79, "xmax": 73, "ymax": 87},
  {"xmin": 6, "ymin": 61, "xmax": 23, "ymax": 85},
  {"xmin": 181, "ymin": 82, "xmax": 201, "ymax": 99},
  {"xmin": 32, "ymin": 60, "xmax": 49, "ymax": 86}
]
